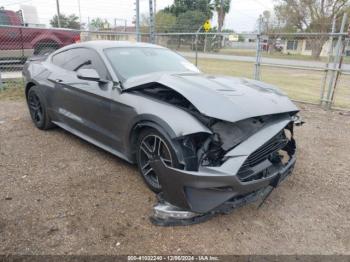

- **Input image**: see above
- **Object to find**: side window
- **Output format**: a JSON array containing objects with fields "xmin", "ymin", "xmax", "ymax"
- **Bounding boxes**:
[
  {"xmin": 59, "ymin": 49, "xmax": 86, "ymax": 72},
  {"xmin": 52, "ymin": 48, "xmax": 109, "ymax": 80},
  {"xmin": 79, "ymin": 49, "xmax": 109, "ymax": 80}
]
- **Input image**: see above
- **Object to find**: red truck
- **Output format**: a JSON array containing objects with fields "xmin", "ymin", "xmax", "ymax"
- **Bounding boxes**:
[{"xmin": 0, "ymin": 8, "xmax": 80, "ymax": 63}]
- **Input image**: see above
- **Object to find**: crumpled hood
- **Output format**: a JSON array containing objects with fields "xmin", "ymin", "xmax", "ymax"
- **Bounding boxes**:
[{"xmin": 123, "ymin": 72, "xmax": 299, "ymax": 123}]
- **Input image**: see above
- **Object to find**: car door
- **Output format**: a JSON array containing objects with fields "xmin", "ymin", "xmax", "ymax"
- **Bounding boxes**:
[{"xmin": 48, "ymin": 47, "xmax": 123, "ymax": 150}]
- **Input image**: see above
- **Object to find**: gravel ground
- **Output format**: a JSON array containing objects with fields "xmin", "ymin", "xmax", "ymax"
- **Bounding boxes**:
[{"xmin": 0, "ymin": 100, "xmax": 349, "ymax": 255}]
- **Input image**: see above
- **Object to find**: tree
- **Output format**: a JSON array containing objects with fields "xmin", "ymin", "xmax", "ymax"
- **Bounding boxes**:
[
  {"xmin": 50, "ymin": 14, "xmax": 80, "ymax": 29},
  {"xmin": 164, "ymin": 0, "xmax": 213, "ymax": 19},
  {"xmin": 155, "ymin": 10, "xmax": 176, "ymax": 33},
  {"xmin": 213, "ymin": 0, "xmax": 231, "ymax": 32},
  {"xmin": 89, "ymin": 18, "xmax": 110, "ymax": 30},
  {"xmin": 175, "ymin": 10, "xmax": 207, "ymax": 32},
  {"xmin": 274, "ymin": 0, "xmax": 349, "ymax": 59}
]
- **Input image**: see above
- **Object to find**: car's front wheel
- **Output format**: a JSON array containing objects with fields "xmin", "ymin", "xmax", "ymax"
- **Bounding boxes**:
[{"xmin": 136, "ymin": 129, "xmax": 181, "ymax": 193}]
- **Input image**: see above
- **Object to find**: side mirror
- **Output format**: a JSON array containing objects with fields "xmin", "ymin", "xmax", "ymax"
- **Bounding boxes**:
[{"xmin": 77, "ymin": 68, "xmax": 100, "ymax": 82}]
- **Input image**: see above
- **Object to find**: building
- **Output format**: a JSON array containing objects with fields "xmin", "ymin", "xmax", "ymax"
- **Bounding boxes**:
[
  {"xmin": 80, "ymin": 26, "xmax": 137, "ymax": 42},
  {"xmin": 280, "ymin": 37, "xmax": 350, "ymax": 57}
]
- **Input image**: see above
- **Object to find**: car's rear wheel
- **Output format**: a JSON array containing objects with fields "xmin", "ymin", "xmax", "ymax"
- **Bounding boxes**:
[
  {"xmin": 136, "ymin": 129, "xmax": 181, "ymax": 193},
  {"xmin": 27, "ymin": 86, "xmax": 54, "ymax": 130}
]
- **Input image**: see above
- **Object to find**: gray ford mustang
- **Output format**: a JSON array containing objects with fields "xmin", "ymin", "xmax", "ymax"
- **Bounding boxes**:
[{"xmin": 23, "ymin": 40, "xmax": 300, "ymax": 225}]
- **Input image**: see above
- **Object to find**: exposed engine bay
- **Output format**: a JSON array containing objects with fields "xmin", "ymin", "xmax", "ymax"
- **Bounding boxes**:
[{"xmin": 131, "ymin": 83, "xmax": 299, "ymax": 172}]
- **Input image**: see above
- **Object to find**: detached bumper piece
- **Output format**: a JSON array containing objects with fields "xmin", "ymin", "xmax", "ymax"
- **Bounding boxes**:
[{"xmin": 151, "ymin": 187, "xmax": 270, "ymax": 226}]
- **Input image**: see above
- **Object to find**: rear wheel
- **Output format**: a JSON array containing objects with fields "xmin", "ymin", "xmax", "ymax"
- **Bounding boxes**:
[
  {"xmin": 136, "ymin": 129, "xmax": 181, "ymax": 193},
  {"xmin": 27, "ymin": 86, "xmax": 54, "ymax": 130}
]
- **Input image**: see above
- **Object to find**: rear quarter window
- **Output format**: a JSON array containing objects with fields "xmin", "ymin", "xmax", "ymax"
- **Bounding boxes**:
[
  {"xmin": 51, "ymin": 48, "xmax": 109, "ymax": 80},
  {"xmin": 51, "ymin": 51, "xmax": 68, "ymax": 67}
]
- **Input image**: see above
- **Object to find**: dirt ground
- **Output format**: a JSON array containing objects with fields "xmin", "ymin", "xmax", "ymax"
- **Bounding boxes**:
[{"xmin": 0, "ymin": 100, "xmax": 349, "ymax": 255}]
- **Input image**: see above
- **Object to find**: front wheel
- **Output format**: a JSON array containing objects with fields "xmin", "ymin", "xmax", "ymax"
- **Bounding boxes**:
[{"xmin": 136, "ymin": 129, "xmax": 181, "ymax": 193}]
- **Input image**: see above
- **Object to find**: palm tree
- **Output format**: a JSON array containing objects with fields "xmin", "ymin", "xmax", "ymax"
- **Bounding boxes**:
[{"xmin": 213, "ymin": 0, "xmax": 231, "ymax": 32}]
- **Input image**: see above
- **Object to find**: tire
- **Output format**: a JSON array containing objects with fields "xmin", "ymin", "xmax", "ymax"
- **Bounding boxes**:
[
  {"xmin": 136, "ymin": 128, "xmax": 181, "ymax": 193},
  {"xmin": 27, "ymin": 86, "xmax": 54, "ymax": 130}
]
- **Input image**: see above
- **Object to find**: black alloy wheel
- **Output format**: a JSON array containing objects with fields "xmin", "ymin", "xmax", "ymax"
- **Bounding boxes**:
[
  {"xmin": 27, "ymin": 86, "xmax": 54, "ymax": 130},
  {"xmin": 28, "ymin": 90, "xmax": 44, "ymax": 126},
  {"xmin": 137, "ymin": 129, "xmax": 180, "ymax": 193}
]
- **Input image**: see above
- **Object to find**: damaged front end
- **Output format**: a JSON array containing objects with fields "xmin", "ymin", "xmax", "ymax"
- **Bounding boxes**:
[
  {"xmin": 123, "ymin": 74, "xmax": 301, "ymax": 226},
  {"xmin": 150, "ymin": 113, "xmax": 299, "ymax": 226}
]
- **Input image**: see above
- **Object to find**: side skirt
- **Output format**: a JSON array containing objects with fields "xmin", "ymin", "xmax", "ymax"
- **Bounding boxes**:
[{"xmin": 52, "ymin": 121, "xmax": 134, "ymax": 164}]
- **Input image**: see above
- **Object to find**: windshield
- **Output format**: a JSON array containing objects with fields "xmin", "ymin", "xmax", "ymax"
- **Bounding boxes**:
[{"xmin": 104, "ymin": 47, "xmax": 200, "ymax": 80}]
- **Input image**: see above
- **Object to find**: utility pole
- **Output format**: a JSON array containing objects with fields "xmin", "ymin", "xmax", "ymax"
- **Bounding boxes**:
[
  {"xmin": 254, "ymin": 15, "xmax": 263, "ymax": 80},
  {"xmin": 77, "ymin": 0, "xmax": 82, "ymax": 29},
  {"xmin": 220, "ymin": 0, "xmax": 224, "ymax": 32},
  {"xmin": 219, "ymin": 0, "xmax": 224, "ymax": 48},
  {"xmin": 154, "ymin": 0, "xmax": 157, "ymax": 43},
  {"xmin": 56, "ymin": 0, "xmax": 61, "ymax": 28},
  {"xmin": 149, "ymin": 0, "xmax": 155, "ymax": 44},
  {"xmin": 135, "ymin": 0, "xmax": 140, "ymax": 41}
]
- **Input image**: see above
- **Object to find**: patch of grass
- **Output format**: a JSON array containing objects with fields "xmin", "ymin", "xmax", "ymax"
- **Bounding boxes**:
[
  {"xmin": 189, "ymin": 58, "xmax": 350, "ymax": 109},
  {"xmin": 1, "ymin": 62, "xmax": 349, "ymax": 109},
  {"xmin": 0, "ymin": 79, "xmax": 25, "ymax": 101}
]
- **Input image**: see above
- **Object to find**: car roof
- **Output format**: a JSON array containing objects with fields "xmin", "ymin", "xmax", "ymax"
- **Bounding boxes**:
[{"xmin": 57, "ymin": 40, "xmax": 165, "ymax": 53}]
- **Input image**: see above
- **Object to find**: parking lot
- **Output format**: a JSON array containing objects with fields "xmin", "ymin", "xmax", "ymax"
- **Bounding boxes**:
[{"xmin": 0, "ymin": 98, "xmax": 349, "ymax": 255}]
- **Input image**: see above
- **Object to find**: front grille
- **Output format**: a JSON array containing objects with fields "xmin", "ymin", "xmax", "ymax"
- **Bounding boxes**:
[{"xmin": 237, "ymin": 130, "xmax": 288, "ymax": 181}]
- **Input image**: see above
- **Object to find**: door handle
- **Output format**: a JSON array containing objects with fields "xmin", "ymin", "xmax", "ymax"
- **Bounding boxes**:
[{"xmin": 55, "ymin": 79, "xmax": 63, "ymax": 83}]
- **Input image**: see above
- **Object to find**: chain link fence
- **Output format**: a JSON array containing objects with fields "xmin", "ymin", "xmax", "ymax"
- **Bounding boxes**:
[
  {"xmin": 1, "ymin": 24, "xmax": 349, "ymax": 110},
  {"xmin": 154, "ymin": 30, "xmax": 350, "ymax": 110}
]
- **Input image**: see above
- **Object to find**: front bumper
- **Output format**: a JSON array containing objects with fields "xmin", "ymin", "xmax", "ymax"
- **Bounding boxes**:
[
  {"xmin": 150, "ymin": 116, "xmax": 297, "ymax": 214},
  {"xmin": 150, "ymin": 154, "xmax": 296, "ymax": 214}
]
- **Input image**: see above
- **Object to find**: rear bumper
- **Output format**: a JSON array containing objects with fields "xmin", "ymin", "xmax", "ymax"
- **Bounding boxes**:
[{"xmin": 150, "ymin": 154, "xmax": 296, "ymax": 213}]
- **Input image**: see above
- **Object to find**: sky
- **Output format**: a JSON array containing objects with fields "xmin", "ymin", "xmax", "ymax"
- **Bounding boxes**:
[{"xmin": 1, "ymin": 0, "xmax": 275, "ymax": 32}]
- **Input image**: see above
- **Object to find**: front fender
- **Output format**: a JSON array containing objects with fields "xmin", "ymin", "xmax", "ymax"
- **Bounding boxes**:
[
  {"xmin": 118, "ymin": 92, "xmax": 212, "ymax": 162},
  {"xmin": 130, "ymin": 113, "xmax": 211, "ymax": 140},
  {"xmin": 123, "ymin": 92, "xmax": 212, "ymax": 141},
  {"xmin": 125, "ymin": 112, "xmax": 212, "ymax": 162}
]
